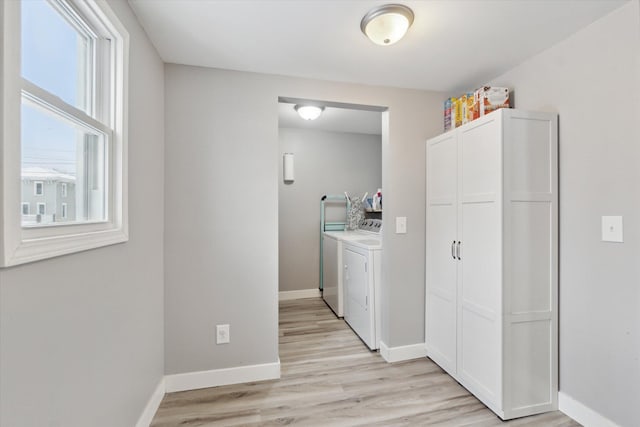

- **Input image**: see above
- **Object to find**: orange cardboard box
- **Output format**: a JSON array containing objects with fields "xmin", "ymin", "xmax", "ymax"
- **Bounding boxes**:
[{"xmin": 465, "ymin": 92, "xmax": 475, "ymax": 123}]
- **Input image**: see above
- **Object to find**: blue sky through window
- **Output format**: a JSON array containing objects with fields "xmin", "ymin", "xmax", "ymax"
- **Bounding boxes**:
[
  {"xmin": 21, "ymin": 0, "xmax": 81, "ymax": 106},
  {"xmin": 21, "ymin": 0, "xmax": 87, "ymax": 176},
  {"xmin": 21, "ymin": 102, "xmax": 77, "ymax": 174}
]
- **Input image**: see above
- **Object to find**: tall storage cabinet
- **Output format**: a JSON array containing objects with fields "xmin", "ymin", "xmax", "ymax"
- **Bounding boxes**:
[{"xmin": 425, "ymin": 108, "xmax": 558, "ymax": 420}]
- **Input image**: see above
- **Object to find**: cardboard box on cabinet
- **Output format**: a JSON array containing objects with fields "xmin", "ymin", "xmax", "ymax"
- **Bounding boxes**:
[
  {"xmin": 444, "ymin": 98, "xmax": 452, "ymax": 131},
  {"xmin": 453, "ymin": 97, "xmax": 463, "ymax": 128},
  {"xmin": 477, "ymin": 86, "xmax": 510, "ymax": 115},
  {"xmin": 443, "ymin": 86, "xmax": 511, "ymax": 132},
  {"xmin": 465, "ymin": 92, "xmax": 476, "ymax": 123}
]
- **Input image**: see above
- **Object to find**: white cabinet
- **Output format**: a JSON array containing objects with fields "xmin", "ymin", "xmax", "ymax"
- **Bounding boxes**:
[{"xmin": 425, "ymin": 108, "xmax": 558, "ymax": 420}]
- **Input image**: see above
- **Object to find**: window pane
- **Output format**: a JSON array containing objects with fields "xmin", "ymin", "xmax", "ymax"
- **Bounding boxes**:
[
  {"xmin": 34, "ymin": 181, "xmax": 43, "ymax": 195},
  {"xmin": 21, "ymin": 0, "xmax": 92, "ymax": 113},
  {"xmin": 21, "ymin": 99, "xmax": 106, "ymax": 226}
]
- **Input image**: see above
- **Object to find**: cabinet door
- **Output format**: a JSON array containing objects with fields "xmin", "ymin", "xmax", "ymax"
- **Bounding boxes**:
[
  {"xmin": 457, "ymin": 116, "xmax": 503, "ymax": 406},
  {"xmin": 425, "ymin": 132, "xmax": 458, "ymax": 375}
]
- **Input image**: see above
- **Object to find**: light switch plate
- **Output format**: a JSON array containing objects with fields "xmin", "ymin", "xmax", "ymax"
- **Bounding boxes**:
[
  {"xmin": 602, "ymin": 216, "xmax": 623, "ymax": 242},
  {"xmin": 396, "ymin": 217, "xmax": 407, "ymax": 234}
]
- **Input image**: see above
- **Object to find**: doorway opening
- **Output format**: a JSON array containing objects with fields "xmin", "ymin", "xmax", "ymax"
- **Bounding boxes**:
[{"xmin": 277, "ymin": 96, "xmax": 386, "ymax": 359}]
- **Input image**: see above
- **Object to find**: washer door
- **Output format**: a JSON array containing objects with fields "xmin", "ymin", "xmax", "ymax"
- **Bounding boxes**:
[{"xmin": 344, "ymin": 246, "xmax": 372, "ymax": 348}]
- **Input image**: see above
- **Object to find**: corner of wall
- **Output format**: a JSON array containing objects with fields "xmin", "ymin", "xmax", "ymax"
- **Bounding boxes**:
[
  {"xmin": 135, "ymin": 378, "xmax": 166, "ymax": 427},
  {"xmin": 379, "ymin": 340, "xmax": 427, "ymax": 363},
  {"xmin": 559, "ymin": 392, "xmax": 621, "ymax": 427}
]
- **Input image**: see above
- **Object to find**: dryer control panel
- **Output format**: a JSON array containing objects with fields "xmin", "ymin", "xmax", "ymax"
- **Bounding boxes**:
[{"xmin": 359, "ymin": 219, "xmax": 383, "ymax": 233}]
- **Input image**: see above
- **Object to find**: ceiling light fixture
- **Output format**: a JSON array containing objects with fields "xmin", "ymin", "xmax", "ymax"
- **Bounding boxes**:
[
  {"xmin": 294, "ymin": 105, "xmax": 324, "ymax": 121},
  {"xmin": 360, "ymin": 4, "xmax": 414, "ymax": 46}
]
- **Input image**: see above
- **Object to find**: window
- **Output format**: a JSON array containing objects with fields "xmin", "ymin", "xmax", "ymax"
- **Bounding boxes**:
[
  {"xmin": 34, "ymin": 181, "xmax": 44, "ymax": 196},
  {"xmin": 21, "ymin": 0, "xmax": 108, "ymax": 226},
  {"xmin": 22, "ymin": 203, "xmax": 30, "ymax": 215},
  {"xmin": 0, "ymin": 0, "xmax": 129, "ymax": 267}
]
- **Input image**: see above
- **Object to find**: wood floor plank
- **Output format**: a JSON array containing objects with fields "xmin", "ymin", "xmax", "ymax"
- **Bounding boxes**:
[{"xmin": 150, "ymin": 297, "xmax": 580, "ymax": 426}]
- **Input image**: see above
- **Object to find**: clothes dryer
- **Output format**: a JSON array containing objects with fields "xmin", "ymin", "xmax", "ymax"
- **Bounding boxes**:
[
  {"xmin": 343, "ymin": 237, "xmax": 382, "ymax": 350},
  {"xmin": 322, "ymin": 219, "xmax": 382, "ymax": 318}
]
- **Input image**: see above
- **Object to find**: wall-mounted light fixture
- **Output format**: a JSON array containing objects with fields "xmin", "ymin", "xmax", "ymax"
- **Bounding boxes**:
[
  {"xmin": 361, "ymin": 4, "xmax": 414, "ymax": 46},
  {"xmin": 283, "ymin": 153, "xmax": 295, "ymax": 182},
  {"xmin": 294, "ymin": 104, "xmax": 324, "ymax": 120}
]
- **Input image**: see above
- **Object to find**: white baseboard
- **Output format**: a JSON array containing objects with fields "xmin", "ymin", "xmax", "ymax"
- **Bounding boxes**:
[
  {"xmin": 379, "ymin": 341, "xmax": 427, "ymax": 363},
  {"xmin": 278, "ymin": 288, "xmax": 321, "ymax": 301},
  {"xmin": 559, "ymin": 392, "xmax": 621, "ymax": 427},
  {"xmin": 135, "ymin": 361, "xmax": 280, "ymax": 426},
  {"xmin": 164, "ymin": 360, "xmax": 281, "ymax": 393},
  {"xmin": 135, "ymin": 378, "xmax": 165, "ymax": 427}
]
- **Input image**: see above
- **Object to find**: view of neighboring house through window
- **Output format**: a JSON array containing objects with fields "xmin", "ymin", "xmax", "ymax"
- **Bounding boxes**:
[
  {"xmin": 20, "ymin": 0, "xmax": 107, "ymax": 226},
  {"xmin": 61, "ymin": 203, "xmax": 67, "ymax": 219},
  {"xmin": 21, "ymin": 203, "xmax": 29, "ymax": 215},
  {"xmin": 37, "ymin": 203, "xmax": 46, "ymax": 216}
]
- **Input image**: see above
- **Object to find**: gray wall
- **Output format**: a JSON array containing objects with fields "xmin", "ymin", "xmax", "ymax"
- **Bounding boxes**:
[
  {"xmin": 164, "ymin": 64, "xmax": 443, "ymax": 374},
  {"xmin": 278, "ymin": 127, "xmax": 381, "ymax": 293},
  {"xmin": 490, "ymin": 2, "xmax": 640, "ymax": 425},
  {"xmin": 0, "ymin": 1, "xmax": 165, "ymax": 426}
]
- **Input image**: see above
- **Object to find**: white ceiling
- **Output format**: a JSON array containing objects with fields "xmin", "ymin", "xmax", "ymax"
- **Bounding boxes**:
[
  {"xmin": 129, "ymin": 0, "xmax": 626, "ymax": 93},
  {"xmin": 129, "ymin": 0, "xmax": 625, "ymax": 134}
]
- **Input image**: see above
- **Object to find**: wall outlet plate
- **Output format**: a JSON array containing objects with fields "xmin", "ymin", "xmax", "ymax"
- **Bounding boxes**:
[
  {"xmin": 396, "ymin": 217, "xmax": 407, "ymax": 234},
  {"xmin": 216, "ymin": 324, "xmax": 230, "ymax": 344},
  {"xmin": 602, "ymin": 216, "xmax": 623, "ymax": 243}
]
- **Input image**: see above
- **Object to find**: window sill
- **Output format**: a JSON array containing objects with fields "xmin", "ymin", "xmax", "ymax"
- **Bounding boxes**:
[{"xmin": 3, "ymin": 226, "xmax": 128, "ymax": 267}]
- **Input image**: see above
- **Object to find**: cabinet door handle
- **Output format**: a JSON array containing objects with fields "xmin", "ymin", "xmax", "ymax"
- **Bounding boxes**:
[
  {"xmin": 451, "ymin": 240, "xmax": 456, "ymax": 259},
  {"xmin": 456, "ymin": 241, "xmax": 461, "ymax": 260}
]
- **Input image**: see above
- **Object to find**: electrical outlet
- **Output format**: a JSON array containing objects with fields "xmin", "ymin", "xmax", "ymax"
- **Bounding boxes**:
[
  {"xmin": 396, "ymin": 216, "xmax": 407, "ymax": 234},
  {"xmin": 602, "ymin": 216, "xmax": 623, "ymax": 242},
  {"xmin": 216, "ymin": 324, "xmax": 230, "ymax": 344}
]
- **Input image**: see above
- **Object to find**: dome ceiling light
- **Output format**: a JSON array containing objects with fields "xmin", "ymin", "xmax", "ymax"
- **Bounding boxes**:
[
  {"xmin": 294, "ymin": 105, "xmax": 325, "ymax": 121},
  {"xmin": 360, "ymin": 4, "xmax": 414, "ymax": 46}
]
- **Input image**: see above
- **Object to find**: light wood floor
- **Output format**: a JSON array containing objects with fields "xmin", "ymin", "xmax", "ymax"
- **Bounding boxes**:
[{"xmin": 151, "ymin": 298, "xmax": 579, "ymax": 426}]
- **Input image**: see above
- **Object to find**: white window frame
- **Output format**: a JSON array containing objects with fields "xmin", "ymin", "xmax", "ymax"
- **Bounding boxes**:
[
  {"xmin": 36, "ymin": 202, "xmax": 46, "ymax": 216},
  {"xmin": 0, "ymin": 0, "xmax": 129, "ymax": 267},
  {"xmin": 34, "ymin": 181, "xmax": 43, "ymax": 196},
  {"xmin": 21, "ymin": 202, "xmax": 29, "ymax": 215},
  {"xmin": 61, "ymin": 182, "xmax": 67, "ymax": 198}
]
